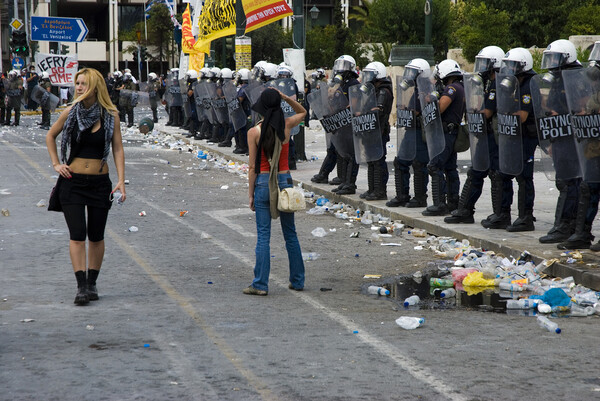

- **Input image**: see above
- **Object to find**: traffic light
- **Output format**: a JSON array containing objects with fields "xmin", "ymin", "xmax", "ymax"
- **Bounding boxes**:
[
  {"xmin": 133, "ymin": 51, "xmax": 139, "ymax": 64},
  {"xmin": 225, "ymin": 37, "xmax": 233, "ymax": 53},
  {"xmin": 11, "ymin": 30, "xmax": 28, "ymax": 56},
  {"xmin": 140, "ymin": 46, "xmax": 148, "ymax": 62}
]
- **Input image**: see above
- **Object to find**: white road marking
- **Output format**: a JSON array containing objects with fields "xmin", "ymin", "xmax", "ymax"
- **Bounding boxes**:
[{"xmin": 203, "ymin": 208, "xmax": 256, "ymax": 237}]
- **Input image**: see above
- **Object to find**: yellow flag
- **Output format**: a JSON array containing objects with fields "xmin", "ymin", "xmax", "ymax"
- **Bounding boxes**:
[{"xmin": 195, "ymin": 0, "xmax": 236, "ymax": 51}]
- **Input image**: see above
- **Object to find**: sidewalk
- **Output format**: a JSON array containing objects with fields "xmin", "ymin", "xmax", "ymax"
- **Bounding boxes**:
[{"xmin": 157, "ymin": 120, "xmax": 600, "ymax": 291}]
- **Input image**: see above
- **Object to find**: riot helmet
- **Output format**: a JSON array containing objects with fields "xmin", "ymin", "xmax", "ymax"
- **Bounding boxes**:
[
  {"xmin": 200, "ymin": 67, "xmax": 210, "ymax": 80},
  {"xmin": 186, "ymin": 70, "xmax": 198, "ymax": 83},
  {"xmin": 501, "ymin": 47, "xmax": 533, "ymax": 76},
  {"xmin": 263, "ymin": 63, "xmax": 279, "ymax": 80},
  {"xmin": 402, "ymin": 58, "xmax": 430, "ymax": 83},
  {"xmin": 361, "ymin": 62, "xmax": 387, "ymax": 84},
  {"xmin": 333, "ymin": 55, "xmax": 356, "ymax": 75},
  {"xmin": 41, "ymin": 71, "xmax": 50, "ymax": 80},
  {"xmin": 277, "ymin": 65, "xmax": 294, "ymax": 79},
  {"xmin": 474, "ymin": 46, "xmax": 505, "ymax": 74},
  {"xmin": 435, "ymin": 59, "xmax": 463, "ymax": 82},
  {"xmin": 209, "ymin": 67, "xmax": 221, "ymax": 81},
  {"xmin": 148, "ymin": 72, "xmax": 158, "ymax": 81},
  {"xmin": 238, "ymin": 68, "xmax": 250, "ymax": 82},
  {"xmin": 316, "ymin": 68, "xmax": 326, "ymax": 80},
  {"xmin": 541, "ymin": 39, "xmax": 578, "ymax": 70},
  {"xmin": 590, "ymin": 41, "xmax": 600, "ymax": 64},
  {"xmin": 123, "ymin": 72, "xmax": 132, "ymax": 81},
  {"xmin": 251, "ymin": 61, "xmax": 267, "ymax": 81},
  {"xmin": 221, "ymin": 68, "xmax": 233, "ymax": 80}
]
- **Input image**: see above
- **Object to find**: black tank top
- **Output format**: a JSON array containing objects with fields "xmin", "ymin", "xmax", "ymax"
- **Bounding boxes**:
[{"xmin": 76, "ymin": 120, "xmax": 105, "ymax": 159}]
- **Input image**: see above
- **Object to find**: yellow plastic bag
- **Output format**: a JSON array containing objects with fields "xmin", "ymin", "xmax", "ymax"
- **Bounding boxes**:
[{"xmin": 462, "ymin": 271, "xmax": 495, "ymax": 287}]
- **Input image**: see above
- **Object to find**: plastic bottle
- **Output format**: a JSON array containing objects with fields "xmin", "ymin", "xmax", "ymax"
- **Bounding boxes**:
[
  {"xmin": 302, "ymin": 252, "xmax": 320, "ymax": 261},
  {"xmin": 368, "ymin": 286, "xmax": 390, "ymax": 296},
  {"xmin": 570, "ymin": 304, "xmax": 594, "ymax": 317},
  {"xmin": 430, "ymin": 278, "xmax": 454, "ymax": 288},
  {"xmin": 499, "ymin": 281, "xmax": 524, "ymax": 292},
  {"xmin": 440, "ymin": 288, "xmax": 456, "ymax": 298},
  {"xmin": 537, "ymin": 315, "xmax": 561, "ymax": 334},
  {"xmin": 506, "ymin": 299, "xmax": 539, "ymax": 309},
  {"xmin": 316, "ymin": 197, "xmax": 330, "ymax": 206},
  {"xmin": 395, "ymin": 316, "xmax": 425, "ymax": 330},
  {"xmin": 403, "ymin": 295, "xmax": 420, "ymax": 307}
]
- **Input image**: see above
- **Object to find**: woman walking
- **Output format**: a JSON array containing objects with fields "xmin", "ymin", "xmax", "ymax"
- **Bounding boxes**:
[
  {"xmin": 245, "ymin": 88, "xmax": 307, "ymax": 295},
  {"xmin": 46, "ymin": 68, "xmax": 126, "ymax": 305}
]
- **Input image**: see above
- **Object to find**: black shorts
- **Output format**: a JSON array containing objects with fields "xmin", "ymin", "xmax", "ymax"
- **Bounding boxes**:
[{"xmin": 59, "ymin": 173, "xmax": 112, "ymax": 209}]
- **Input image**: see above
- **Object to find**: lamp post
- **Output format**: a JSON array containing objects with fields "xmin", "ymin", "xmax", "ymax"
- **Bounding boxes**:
[{"xmin": 136, "ymin": 30, "xmax": 142, "ymax": 81}]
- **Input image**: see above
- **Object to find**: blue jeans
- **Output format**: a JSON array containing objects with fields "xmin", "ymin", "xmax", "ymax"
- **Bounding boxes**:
[{"xmin": 252, "ymin": 173, "xmax": 305, "ymax": 291}]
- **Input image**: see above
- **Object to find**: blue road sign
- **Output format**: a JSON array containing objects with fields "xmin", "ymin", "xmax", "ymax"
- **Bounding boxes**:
[
  {"xmin": 12, "ymin": 57, "xmax": 24, "ymax": 70},
  {"xmin": 31, "ymin": 16, "xmax": 88, "ymax": 43}
]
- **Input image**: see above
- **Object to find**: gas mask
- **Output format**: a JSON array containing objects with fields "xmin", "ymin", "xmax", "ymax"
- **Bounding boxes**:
[{"xmin": 542, "ymin": 70, "xmax": 560, "ymax": 85}]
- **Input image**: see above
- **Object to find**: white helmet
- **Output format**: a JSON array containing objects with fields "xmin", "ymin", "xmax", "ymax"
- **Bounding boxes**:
[
  {"xmin": 474, "ymin": 46, "xmax": 505, "ymax": 73},
  {"xmin": 237, "ymin": 68, "xmax": 250, "ymax": 81},
  {"xmin": 200, "ymin": 67, "xmax": 210, "ymax": 79},
  {"xmin": 148, "ymin": 72, "xmax": 158, "ymax": 81},
  {"xmin": 123, "ymin": 72, "xmax": 132, "ymax": 81},
  {"xmin": 263, "ymin": 63, "xmax": 279, "ymax": 79},
  {"xmin": 221, "ymin": 68, "xmax": 233, "ymax": 79},
  {"xmin": 114, "ymin": 70, "xmax": 123, "ymax": 78},
  {"xmin": 9, "ymin": 70, "xmax": 18, "ymax": 78},
  {"xmin": 170, "ymin": 67, "xmax": 179, "ymax": 73},
  {"xmin": 361, "ymin": 61, "xmax": 387, "ymax": 83},
  {"xmin": 277, "ymin": 65, "xmax": 294, "ymax": 79},
  {"xmin": 501, "ymin": 47, "xmax": 533, "ymax": 75},
  {"xmin": 41, "ymin": 71, "xmax": 50, "ymax": 80},
  {"xmin": 541, "ymin": 39, "xmax": 578, "ymax": 70},
  {"xmin": 435, "ymin": 59, "xmax": 463, "ymax": 80},
  {"xmin": 209, "ymin": 67, "xmax": 221, "ymax": 78},
  {"xmin": 124, "ymin": 68, "xmax": 132, "ymax": 74},
  {"xmin": 186, "ymin": 70, "xmax": 198, "ymax": 80},
  {"xmin": 333, "ymin": 55, "xmax": 356, "ymax": 74},
  {"xmin": 589, "ymin": 41, "xmax": 600, "ymax": 62},
  {"xmin": 403, "ymin": 58, "xmax": 431, "ymax": 81}
]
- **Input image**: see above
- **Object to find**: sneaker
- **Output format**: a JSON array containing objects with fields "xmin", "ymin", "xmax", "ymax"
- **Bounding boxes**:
[
  {"xmin": 243, "ymin": 286, "xmax": 268, "ymax": 296},
  {"xmin": 288, "ymin": 283, "xmax": 303, "ymax": 291}
]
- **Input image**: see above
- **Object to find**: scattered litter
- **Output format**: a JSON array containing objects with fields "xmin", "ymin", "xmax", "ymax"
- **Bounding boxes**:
[
  {"xmin": 411, "ymin": 229, "xmax": 427, "ymax": 237},
  {"xmin": 143, "ymin": 344, "xmax": 150, "ymax": 348},
  {"xmin": 128, "ymin": 226, "xmax": 139, "ymax": 232},
  {"xmin": 350, "ymin": 232, "xmax": 360, "ymax": 238},
  {"xmin": 320, "ymin": 287, "xmax": 332, "ymax": 291},
  {"xmin": 36, "ymin": 199, "xmax": 46, "ymax": 207},
  {"xmin": 414, "ymin": 246, "xmax": 423, "ymax": 250},
  {"xmin": 363, "ymin": 274, "xmax": 382, "ymax": 279},
  {"xmin": 395, "ymin": 316, "xmax": 425, "ymax": 330},
  {"xmin": 159, "ymin": 159, "xmax": 169, "ymax": 164},
  {"xmin": 208, "ymin": 257, "xmax": 220, "ymax": 260},
  {"xmin": 139, "ymin": 211, "xmax": 147, "ymax": 217},
  {"xmin": 20, "ymin": 319, "xmax": 35, "ymax": 323},
  {"xmin": 86, "ymin": 325, "xmax": 95, "ymax": 331},
  {"xmin": 221, "ymin": 185, "xmax": 229, "ymax": 190},
  {"xmin": 311, "ymin": 227, "xmax": 327, "ymax": 237},
  {"xmin": 329, "ymin": 228, "xmax": 336, "ymax": 232},
  {"xmin": 124, "ymin": 180, "xmax": 130, "ymax": 184},
  {"xmin": 200, "ymin": 232, "xmax": 212, "ymax": 239},
  {"xmin": 1, "ymin": 208, "xmax": 9, "ymax": 216},
  {"xmin": 170, "ymin": 382, "xmax": 179, "ymax": 386},
  {"xmin": 179, "ymin": 211, "xmax": 188, "ymax": 217},
  {"xmin": 381, "ymin": 243, "xmax": 402, "ymax": 246},
  {"xmin": 302, "ymin": 252, "xmax": 320, "ymax": 261},
  {"xmin": 368, "ymin": 286, "xmax": 390, "ymax": 296}
]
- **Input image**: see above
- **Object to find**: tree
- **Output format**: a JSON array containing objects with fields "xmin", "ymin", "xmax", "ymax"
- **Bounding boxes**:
[
  {"xmin": 247, "ymin": 23, "xmax": 293, "ymax": 64},
  {"xmin": 450, "ymin": 2, "xmax": 511, "ymax": 62},
  {"xmin": 146, "ymin": 4, "xmax": 178, "ymax": 74},
  {"xmin": 305, "ymin": 25, "xmax": 367, "ymax": 69},
  {"xmin": 563, "ymin": 4, "xmax": 600, "ymax": 37}
]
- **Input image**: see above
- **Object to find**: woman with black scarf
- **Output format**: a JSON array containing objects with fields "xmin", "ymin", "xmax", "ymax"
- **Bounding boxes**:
[
  {"xmin": 46, "ymin": 68, "xmax": 126, "ymax": 305},
  {"xmin": 245, "ymin": 88, "xmax": 307, "ymax": 296}
]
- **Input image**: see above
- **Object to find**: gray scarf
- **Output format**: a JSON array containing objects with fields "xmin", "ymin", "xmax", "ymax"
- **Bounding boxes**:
[{"xmin": 61, "ymin": 101, "xmax": 114, "ymax": 168}]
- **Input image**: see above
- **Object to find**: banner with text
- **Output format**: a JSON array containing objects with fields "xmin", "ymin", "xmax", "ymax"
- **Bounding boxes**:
[
  {"xmin": 194, "ymin": 0, "xmax": 236, "ymax": 50},
  {"xmin": 35, "ymin": 53, "xmax": 78, "ymax": 87},
  {"xmin": 242, "ymin": 0, "xmax": 292, "ymax": 33}
]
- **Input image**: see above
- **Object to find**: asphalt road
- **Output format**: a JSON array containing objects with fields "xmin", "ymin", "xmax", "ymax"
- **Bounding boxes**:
[{"xmin": 1, "ymin": 113, "xmax": 599, "ymax": 401}]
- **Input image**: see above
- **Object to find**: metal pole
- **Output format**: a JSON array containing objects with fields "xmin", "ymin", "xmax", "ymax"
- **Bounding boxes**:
[
  {"xmin": 424, "ymin": 0, "xmax": 432, "ymax": 46},
  {"xmin": 24, "ymin": 0, "xmax": 30, "ymax": 66},
  {"xmin": 144, "ymin": 1, "xmax": 149, "ymax": 81},
  {"xmin": 292, "ymin": 0, "xmax": 304, "ymax": 50}
]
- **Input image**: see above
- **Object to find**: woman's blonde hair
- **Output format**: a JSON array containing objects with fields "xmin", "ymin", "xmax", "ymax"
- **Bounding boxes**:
[{"xmin": 72, "ymin": 68, "xmax": 118, "ymax": 115}]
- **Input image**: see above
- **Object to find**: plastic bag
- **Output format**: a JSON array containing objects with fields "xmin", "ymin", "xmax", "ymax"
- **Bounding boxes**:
[{"xmin": 462, "ymin": 271, "xmax": 495, "ymax": 287}]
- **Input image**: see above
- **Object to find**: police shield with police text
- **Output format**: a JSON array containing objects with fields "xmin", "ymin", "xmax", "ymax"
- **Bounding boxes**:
[
  {"xmin": 417, "ymin": 74, "xmax": 445, "ymax": 161},
  {"xmin": 223, "ymin": 80, "xmax": 247, "ymax": 132},
  {"xmin": 463, "ymin": 73, "xmax": 490, "ymax": 172},
  {"xmin": 349, "ymin": 83, "xmax": 383, "ymax": 164},
  {"xmin": 266, "ymin": 78, "xmax": 299, "ymax": 135}
]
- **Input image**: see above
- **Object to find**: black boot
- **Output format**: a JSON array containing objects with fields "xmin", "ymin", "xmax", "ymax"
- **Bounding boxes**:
[
  {"xmin": 540, "ymin": 179, "xmax": 575, "ymax": 243},
  {"xmin": 481, "ymin": 170, "xmax": 511, "ymax": 228},
  {"xmin": 336, "ymin": 158, "xmax": 357, "ymax": 195},
  {"xmin": 366, "ymin": 162, "xmax": 387, "ymax": 201},
  {"xmin": 558, "ymin": 182, "xmax": 593, "ymax": 249},
  {"xmin": 87, "ymin": 269, "xmax": 100, "ymax": 301},
  {"xmin": 406, "ymin": 161, "xmax": 427, "ymax": 208},
  {"xmin": 331, "ymin": 158, "xmax": 348, "ymax": 193},
  {"xmin": 152, "ymin": 108, "xmax": 159, "ymax": 123},
  {"xmin": 387, "ymin": 161, "xmax": 410, "ymax": 207},
  {"xmin": 422, "ymin": 169, "xmax": 448, "ymax": 216},
  {"xmin": 445, "ymin": 173, "xmax": 474, "ymax": 224},
  {"xmin": 74, "ymin": 270, "xmax": 89, "ymax": 305},
  {"xmin": 447, "ymin": 194, "xmax": 459, "ymax": 214},
  {"xmin": 360, "ymin": 164, "xmax": 375, "ymax": 199},
  {"xmin": 506, "ymin": 178, "xmax": 535, "ymax": 232}
]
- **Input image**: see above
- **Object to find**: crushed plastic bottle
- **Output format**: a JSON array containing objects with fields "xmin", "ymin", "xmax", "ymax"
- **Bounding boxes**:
[
  {"xmin": 395, "ymin": 316, "xmax": 425, "ymax": 330},
  {"xmin": 1, "ymin": 208, "xmax": 9, "ymax": 216},
  {"xmin": 499, "ymin": 281, "xmax": 525, "ymax": 292},
  {"xmin": 315, "ymin": 197, "xmax": 330, "ymax": 206},
  {"xmin": 302, "ymin": 252, "xmax": 320, "ymax": 261},
  {"xmin": 506, "ymin": 299, "xmax": 539, "ymax": 309},
  {"xmin": 311, "ymin": 227, "xmax": 327, "ymax": 237},
  {"xmin": 569, "ymin": 304, "xmax": 595, "ymax": 317},
  {"xmin": 159, "ymin": 159, "xmax": 170, "ymax": 164},
  {"xmin": 36, "ymin": 199, "xmax": 46, "ymax": 207},
  {"xmin": 128, "ymin": 226, "xmax": 139, "ymax": 232},
  {"xmin": 440, "ymin": 288, "xmax": 456, "ymax": 298},
  {"xmin": 367, "ymin": 286, "xmax": 390, "ymax": 296},
  {"xmin": 403, "ymin": 295, "xmax": 420, "ymax": 307},
  {"xmin": 430, "ymin": 278, "xmax": 454, "ymax": 288},
  {"xmin": 537, "ymin": 315, "xmax": 561, "ymax": 334}
]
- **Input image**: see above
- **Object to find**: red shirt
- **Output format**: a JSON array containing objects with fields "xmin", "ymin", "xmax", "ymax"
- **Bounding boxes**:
[{"xmin": 260, "ymin": 142, "xmax": 289, "ymax": 172}]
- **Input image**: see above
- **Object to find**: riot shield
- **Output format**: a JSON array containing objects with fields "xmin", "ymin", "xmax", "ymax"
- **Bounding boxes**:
[
  {"xmin": 165, "ymin": 75, "xmax": 183, "ymax": 107},
  {"xmin": 209, "ymin": 83, "xmax": 229, "ymax": 125},
  {"xmin": 395, "ymin": 76, "xmax": 417, "ymax": 161},
  {"xmin": 306, "ymin": 89, "xmax": 331, "ymax": 148},
  {"xmin": 30, "ymin": 85, "xmax": 59, "ymax": 111},
  {"xmin": 530, "ymin": 74, "xmax": 580, "ymax": 181},
  {"xmin": 310, "ymin": 83, "xmax": 354, "ymax": 158},
  {"xmin": 417, "ymin": 75, "xmax": 445, "ymax": 160},
  {"xmin": 191, "ymin": 82, "xmax": 206, "ymax": 122},
  {"xmin": 266, "ymin": 78, "xmax": 300, "ymax": 136},
  {"xmin": 246, "ymin": 81, "xmax": 265, "ymax": 107},
  {"xmin": 463, "ymin": 73, "xmax": 490, "ymax": 172},
  {"xmin": 195, "ymin": 81, "xmax": 216, "ymax": 125},
  {"xmin": 495, "ymin": 73, "xmax": 523, "ymax": 176},
  {"xmin": 179, "ymin": 78, "xmax": 191, "ymax": 121},
  {"xmin": 563, "ymin": 68, "xmax": 600, "ymax": 183},
  {"xmin": 348, "ymin": 83, "xmax": 384, "ymax": 164},
  {"xmin": 120, "ymin": 89, "xmax": 149, "ymax": 108},
  {"xmin": 223, "ymin": 80, "xmax": 248, "ymax": 132}
]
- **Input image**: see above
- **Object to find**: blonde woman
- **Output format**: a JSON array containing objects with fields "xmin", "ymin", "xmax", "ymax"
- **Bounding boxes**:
[{"xmin": 46, "ymin": 68, "xmax": 126, "ymax": 305}]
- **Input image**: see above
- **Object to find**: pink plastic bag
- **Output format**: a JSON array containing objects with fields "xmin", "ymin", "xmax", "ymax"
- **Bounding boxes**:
[{"xmin": 452, "ymin": 268, "xmax": 478, "ymax": 283}]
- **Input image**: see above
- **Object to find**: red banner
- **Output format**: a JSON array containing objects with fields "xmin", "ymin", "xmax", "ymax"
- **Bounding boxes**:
[{"xmin": 242, "ymin": 0, "xmax": 292, "ymax": 33}]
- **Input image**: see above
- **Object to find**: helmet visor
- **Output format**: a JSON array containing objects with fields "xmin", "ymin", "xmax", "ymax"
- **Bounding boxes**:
[
  {"xmin": 541, "ymin": 52, "xmax": 565, "ymax": 70},
  {"xmin": 402, "ymin": 66, "xmax": 420, "ymax": 81},
  {"xmin": 589, "ymin": 43, "xmax": 600, "ymax": 62},
  {"xmin": 474, "ymin": 57, "xmax": 493, "ymax": 73},
  {"xmin": 361, "ymin": 70, "xmax": 376, "ymax": 83},
  {"xmin": 500, "ymin": 60, "xmax": 523, "ymax": 75},
  {"xmin": 333, "ymin": 59, "xmax": 354, "ymax": 74},
  {"xmin": 251, "ymin": 67, "xmax": 264, "ymax": 80}
]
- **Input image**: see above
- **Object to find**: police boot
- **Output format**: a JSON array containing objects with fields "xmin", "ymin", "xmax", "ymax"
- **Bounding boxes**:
[
  {"xmin": 166, "ymin": 108, "xmax": 174, "ymax": 126},
  {"xmin": 444, "ymin": 173, "xmax": 474, "ymax": 224},
  {"xmin": 331, "ymin": 158, "xmax": 348, "ymax": 193},
  {"xmin": 152, "ymin": 108, "xmax": 159, "ymax": 123},
  {"xmin": 127, "ymin": 111, "xmax": 134, "ymax": 127},
  {"xmin": 422, "ymin": 169, "xmax": 448, "ymax": 216},
  {"xmin": 360, "ymin": 163, "xmax": 374, "ymax": 199},
  {"xmin": 540, "ymin": 179, "xmax": 574, "ymax": 243},
  {"xmin": 366, "ymin": 162, "xmax": 387, "ymax": 201},
  {"xmin": 406, "ymin": 161, "xmax": 428, "ymax": 208},
  {"xmin": 558, "ymin": 182, "xmax": 593, "ymax": 250},
  {"xmin": 506, "ymin": 183, "xmax": 535, "ymax": 232},
  {"xmin": 311, "ymin": 163, "xmax": 330, "ymax": 183},
  {"xmin": 182, "ymin": 117, "xmax": 190, "ymax": 130},
  {"xmin": 0, "ymin": 107, "xmax": 5, "ymax": 123},
  {"xmin": 481, "ymin": 170, "xmax": 511, "ymax": 229},
  {"xmin": 209, "ymin": 125, "xmax": 220, "ymax": 143},
  {"xmin": 13, "ymin": 110, "xmax": 20, "ymax": 126},
  {"xmin": 329, "ymin": 157, "xmax": 344, "ymax": 186},
  {"xmin": 336, "ymin": 158, "xmax": 357, "ymax": 195},
  {"xmin": 386, "ymin": 160, "xmax": 410, "ymax": 207}
]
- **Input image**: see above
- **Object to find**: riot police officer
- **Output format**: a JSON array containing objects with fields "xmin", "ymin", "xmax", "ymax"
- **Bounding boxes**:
[
  {"xmin": 496, "ymin": 48, "xmax": 539, "ymax": 232},
  {"xmin": 232, "ymin": 68, "xmax": 251, "ymax": 154},
  {"xmin": 110, "ymin": 70, "xmax": 122, "ymax": 114},
  {"xmin": 38, "ymin": 72, "xmax": 53, "ymax": 130},
  {"xmin": 185, "ymin": 69, "xmax": 200, "ymax": 138},
  {"xmin": 148, "ymin": 72, "xmax": 161, "ymax": 123},
  {"xmin": 4, "ymin": 70, "xmax": 23, "ymax": 126},
  {"xmin": 358, "ymin": 61, "xmax": 394, "ymax": 200},
  {"xmin": 387, "ymin": 58, "xmax": 431, "ymax": 208},
  {"xmin": 445, "ymin": 46, "xmax": 505, "ymax": 224},
  {"xmin": 120, "ymin": 72, "xmax": 137, "ymax": 127},
  {"xmin": 0, "ymin": 73, "xmax": 6, "ymax": 124},
  {"xmin": 422, "ymin": 60, "xmax": 465, "ymax": 216}
]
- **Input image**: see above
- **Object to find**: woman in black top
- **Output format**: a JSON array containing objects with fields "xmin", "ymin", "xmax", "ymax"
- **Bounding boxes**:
[{"xmin": 46, "ymin": 68, "xmax": 126, "ymax": 305}]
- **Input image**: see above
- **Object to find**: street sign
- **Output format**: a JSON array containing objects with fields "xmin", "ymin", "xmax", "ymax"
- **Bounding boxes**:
[
  {"xmin": 30, "ymin": 16, "xmax": 88, "ymax": 43},
  {"xmin": 10, "ymin": 18, "xmax": 23, "ymax": 30},
  {"xmin": 12, "ymin": 57, "xmax": 24, "ymax": 70}
]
